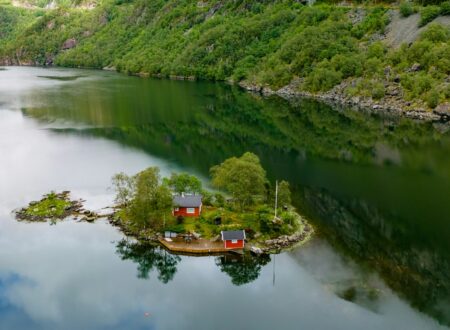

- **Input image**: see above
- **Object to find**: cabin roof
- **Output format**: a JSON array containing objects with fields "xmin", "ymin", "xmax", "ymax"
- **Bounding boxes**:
[
  {"xmin": 173, "ymin": 194, "xmax": 202, "ymax": 207},
  {"xmin": 221, "ymin": 230, "xmax": 246, "ymax": 241}
]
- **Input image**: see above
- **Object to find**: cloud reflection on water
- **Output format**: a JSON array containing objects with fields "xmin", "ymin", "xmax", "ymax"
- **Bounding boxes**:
[{"xmin": 0, "ymin": 67, "xmax": 447, "ymax": 330}]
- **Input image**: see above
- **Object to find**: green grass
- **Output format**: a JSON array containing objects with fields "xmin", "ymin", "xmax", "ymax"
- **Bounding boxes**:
[
  {"xmin": 164, "ymin": 205, "xmax": 300, "ymax": 241},
  {"xmin": 24, "ymin": 192, "xmax": 71, "ymax": 217}
]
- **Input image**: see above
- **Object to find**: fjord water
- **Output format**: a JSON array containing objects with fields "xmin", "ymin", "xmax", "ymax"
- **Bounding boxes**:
[{"xmin": 0, "ymin": 67, "xmax": 448, "ymax": 330}]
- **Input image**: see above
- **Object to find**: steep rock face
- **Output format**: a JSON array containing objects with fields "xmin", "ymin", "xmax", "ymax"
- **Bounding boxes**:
[
  {"xmin": 385, "ymin": 11, "xmax": 450, "ymax": 48},
  {"xmin": 10, "ymin": 0, "xmax": 98, "ymax": 9}
]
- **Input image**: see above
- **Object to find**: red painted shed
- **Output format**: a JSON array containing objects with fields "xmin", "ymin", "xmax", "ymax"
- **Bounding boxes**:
[
  {"xmin": 221, "ymin": 230, "xmax": 246, "ymax": 249},
  {"xmin": 172, "ymin": 194, "xmax": 202, "ymax": 217}
]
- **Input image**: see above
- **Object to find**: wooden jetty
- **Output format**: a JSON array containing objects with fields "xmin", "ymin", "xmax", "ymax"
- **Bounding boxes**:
[{"xmin": 158, "ymin": 237, "xmax": 242, "ymax": 255}]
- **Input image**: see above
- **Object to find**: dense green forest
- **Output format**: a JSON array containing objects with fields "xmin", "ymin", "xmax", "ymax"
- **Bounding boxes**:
[{"xmin": 0, "ymin": 0, "xmax": 449, "ymax": 110}]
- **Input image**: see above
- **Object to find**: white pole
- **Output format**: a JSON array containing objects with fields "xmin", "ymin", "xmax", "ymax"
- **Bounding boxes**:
[{"xmin": 274, "ymin": 180, "xmax": 278, "ymax": 219}]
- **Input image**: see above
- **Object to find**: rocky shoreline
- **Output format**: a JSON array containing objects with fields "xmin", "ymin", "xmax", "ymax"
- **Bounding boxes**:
[
  {"xmin": 239, "ymin": 78, "xmax": 450, "ymax": 123},
  {"xmin": 15, "ymin": 191, "xmax": 102, "ymax": 222},
  {"xmin": 106, "ymin": 211, "xmax": 160, "ymax": 243},
  {"xmin": 2, "ymin": 63, "xmax": 449, "ymax": 124},
  {"xmin": 14, "ymin": 191, "xmax": 315, "ymax": 255},
  {"xmin": 251, "ymin": 217, "xmax": 315, "ymax": 255}
]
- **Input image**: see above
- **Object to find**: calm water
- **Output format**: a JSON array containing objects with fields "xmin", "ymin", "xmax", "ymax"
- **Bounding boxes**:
[{"xmin": 0, "ymin": 67, "xmax": 448, "ymax": 329}]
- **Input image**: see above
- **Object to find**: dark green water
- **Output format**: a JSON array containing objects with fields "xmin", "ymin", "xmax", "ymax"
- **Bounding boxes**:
[{"xmin": 0, "ymin": 67, "xmax": 449, "ymax": 329}]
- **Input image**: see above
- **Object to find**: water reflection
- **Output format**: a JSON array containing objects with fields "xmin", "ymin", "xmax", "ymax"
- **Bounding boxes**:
[
  {"xmin": 1, "ymin": 67, "xmax": 449, "ymax": 329},
  {"xmin": 301, "ymin": 186, "xmax": 450, "ymax": 324},
  {"xmin": 115, "ymin": 238, "xmax": 272, "ymax": 287},
  {"xmin": 215, "ymin": 254, "xmax": 271, "ymax": 286},
  {"xmin": 31, "ymin": 74, "xmax": 450, "ymax": 323},
  {"xmin": 116, "ymin": 240, "xmax": 180, "ymax": 283}
]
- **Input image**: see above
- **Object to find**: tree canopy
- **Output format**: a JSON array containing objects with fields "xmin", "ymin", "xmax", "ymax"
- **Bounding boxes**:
[
  {"xmin": 164, "ymin": 172, "xmax": 202, "ymax": 195},
  {"xmin": 210, "ymin": 152, "xmax": 267, "ymax": 210},
  {"xmin": 278, "ymin": 180, "xmax": 292, "ymax": 207},
  {"xmin": 111, "ymin": 172, "xmax": 135, "ymax": 206},
  {"xmin": 112, "ymin": 167, "xmax": 173, "ymax": 230}
]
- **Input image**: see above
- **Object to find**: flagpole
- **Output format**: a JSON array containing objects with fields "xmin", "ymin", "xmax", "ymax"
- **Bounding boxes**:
[{"xmin": 274, "ymin": 180, "xmax": 278, "ymax": 219}]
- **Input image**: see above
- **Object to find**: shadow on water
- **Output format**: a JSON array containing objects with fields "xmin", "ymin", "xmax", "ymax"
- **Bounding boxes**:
[{"xmin": 19, "ymin": 72, "xmax": 450, "ymax": 325}]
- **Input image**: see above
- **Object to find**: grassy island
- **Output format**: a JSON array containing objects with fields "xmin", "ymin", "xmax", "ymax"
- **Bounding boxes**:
[
  {"xmin": 15, "ymin": 191, "xmax": 86, "ymax": 222},
  {"xmin": 111, "ymin": 152, "xmax": 313, "ymax": 252},
  {"xmin": 14, "ymin": 153, "xmax": 314, "ymax": 253},
  {"xmin": 15, "ymin": 191, "xmax": 101, "ymax": 222}
]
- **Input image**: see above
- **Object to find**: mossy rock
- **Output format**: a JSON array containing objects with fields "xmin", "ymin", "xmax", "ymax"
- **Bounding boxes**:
[{"xmin": 15, "ymin": 191, "xmax": 82, "ymax": 222}]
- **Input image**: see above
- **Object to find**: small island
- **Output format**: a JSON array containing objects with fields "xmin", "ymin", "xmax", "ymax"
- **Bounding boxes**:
[
  {"xmin": 15, "ymin": 152, "xmax": 314, "ymax": 255},
  {"xmin": 15, "ymin": 191, "xmax": 94, "ymax": 223}
]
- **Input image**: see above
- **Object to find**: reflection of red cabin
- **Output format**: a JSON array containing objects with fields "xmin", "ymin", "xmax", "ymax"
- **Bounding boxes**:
[
  {"xmin": 221, "ymin": 230, "xmax": 246, "ymax": 249},
  {"xmin": 172, "ymin": 194, "xmax": 202, "ymax": 217}
]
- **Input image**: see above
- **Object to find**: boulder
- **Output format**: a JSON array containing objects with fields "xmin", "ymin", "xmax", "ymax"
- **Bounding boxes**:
[
  {"xmin": 410, "ymin": 63, "xmax": 421, "ymax": 72},
  {"xmin": 61, "ymin": 38, "xmax": 77, "ymax": 50},
  {"xmin": 250, "ymin": 246, "xmax": 263, "ymax": 255},
  {"xmin": 433, "ymin": 103, "xmax": 450, "ymax": 117}
]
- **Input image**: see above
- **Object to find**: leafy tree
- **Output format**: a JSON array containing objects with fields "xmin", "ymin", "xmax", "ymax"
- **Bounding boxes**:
[
  {"xmin": 201, "ymin": 189, "xmax": 213, "ymax": 206},
  {"xmin": 278, "ymin": 180, "xmax": 292, "ymax": 207},
  {"xmin": 214, "ymin": 193, "xmax": 225, "ymax": 207},
  {"xmin": 127, "ymin": 167, "xmax": 173, "ymax": 230},
  {"xmin": 164, "ymin": 172, "xmax": 202, "ymax": 195},
  {"xmin": 111, "ymin": 172, "xmax": 135, "ymax": 206},
  {"xmin": 210, "ymin": 152, "xmax": 267, "ymax": 210}
]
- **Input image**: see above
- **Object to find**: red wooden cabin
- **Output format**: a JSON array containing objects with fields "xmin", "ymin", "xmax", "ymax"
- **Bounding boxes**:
[
  {"xmin": 221, "ymin": 230, "xmax": 246, "ymax": 249},
  {"xmin": 172, "ymin": 194, "xmax": 202, "ymax": 217}
]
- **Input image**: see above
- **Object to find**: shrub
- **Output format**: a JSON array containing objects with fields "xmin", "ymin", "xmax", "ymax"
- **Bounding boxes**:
[
  {"xmin": 419, "ymin": 6, "xmax": 441, "ymax": 27},
  {"xmin": 214, "ymin": 193, "xmax": 225, "ymax": 207},
  {"xmin": 202, "ymin": 190, "xmax": 213, "ymax": 206},
  {"xmin": 364, "ymin": 57, "xmax": 384, "ymax": 76},
  {"xmin": 400, "ymin": 72, "xmax": 436, "ymax": 101},
  {"xmin": 367, "ymin": 41, "xmax": 387, "ymax": 59},
  {"xmin": 305, "ymin": 66, "xmax": 342, "ymax": 92},
  {"xmin": 280, "ymin": 211, "xmax": 296, "ymax": 226},
  {"xmin": 440, "ymin": 1, "xmax": 450, "ymax": 15},
  {"xmin": 426, "ymin": 90, "xmax": 440, "ymax": 108},
  {"xmin": 420, "ymin": 23, "xmax": 450, "ymax": 42},
  {"xmin": 351, "ymin": 7, "xmax": 389, "ymax": 39},
  {"xmin": 165, "ymin": 224, "xmax": 184, "ymax": 233},
  {"xmin": 400, "ymin": 2, "xmax": 415, "ymax": 17},
  {"xmin": 331, "ymin": 54, "xmax": 363, "ymax": 78},
  {"xmin": 371, "ymin": 81, "xmax": 386, "ymax": 99}
]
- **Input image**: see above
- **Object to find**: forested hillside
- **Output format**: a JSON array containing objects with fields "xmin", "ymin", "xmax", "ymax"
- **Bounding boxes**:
[{"xmin": 1, "ymin": 0, "xmax": 449, "ymax": 112}]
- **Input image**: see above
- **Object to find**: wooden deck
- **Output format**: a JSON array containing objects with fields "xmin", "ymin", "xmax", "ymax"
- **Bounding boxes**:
[{"xmin": 158, "ymin": 237, "xmax": 238, "ymax": 255}]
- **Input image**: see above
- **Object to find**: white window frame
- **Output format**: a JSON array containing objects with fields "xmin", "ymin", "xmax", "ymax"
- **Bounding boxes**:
[
  {"xmin": 231, "ymin": 239, "xmax": 238, "ymax": 244},
  {"xmin": 174, "ymin": 207, "xmax": 179, "ymax": 211},
  {"xmin": 186, "ymin": 207, "xmax": 195, "ymax": 214}
]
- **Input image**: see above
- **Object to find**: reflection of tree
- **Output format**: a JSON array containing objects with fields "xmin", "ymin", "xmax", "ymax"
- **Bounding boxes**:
[
  {"xmin": 116, "ymin": 239, "xmax": 181, "ymax": 283},
  {"xmin": 215, "ymin": 254, "xmax": 271, "ymax": 286}
]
